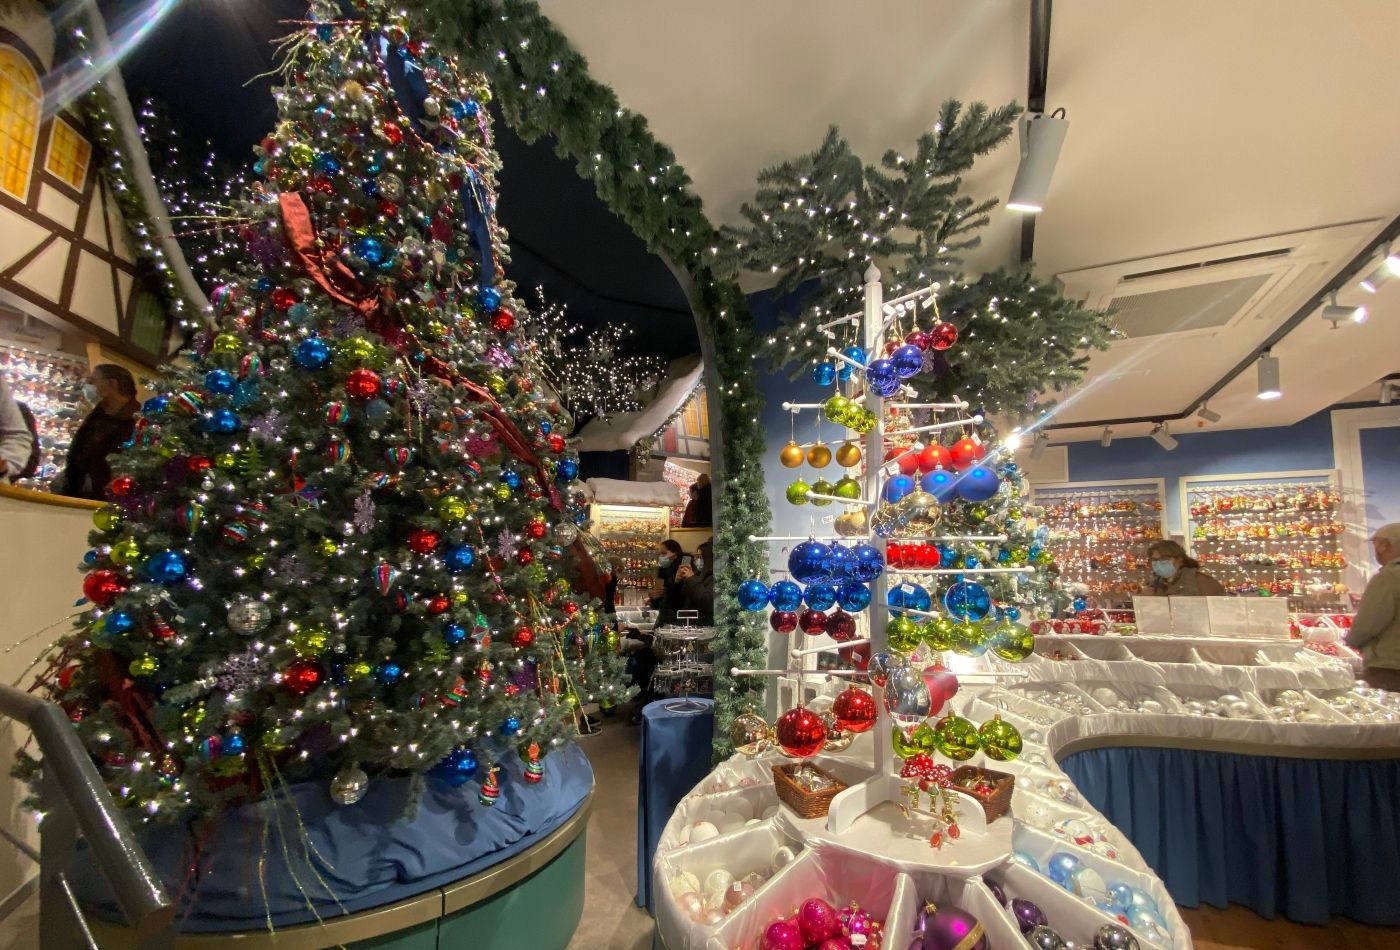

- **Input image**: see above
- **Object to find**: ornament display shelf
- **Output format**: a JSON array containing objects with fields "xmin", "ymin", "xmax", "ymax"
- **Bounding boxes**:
[
  {"xmin": 0, "ymin": 338, "xmax": 87, "ymax": 491},
  {"xmin": 1030, "ymin": 481, "xmax": 1166, "ymax": 606}
]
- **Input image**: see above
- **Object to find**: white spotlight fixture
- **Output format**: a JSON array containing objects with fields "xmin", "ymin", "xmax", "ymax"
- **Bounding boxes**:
[
  {"xmin": 1196, "ymin": 404, "xmax": 1222, "ymax": 423},
  {"xmin": 1100, "ymin": 427, "xmax": 1113, "ymax": 447},
  {"xmin": 1006, "ymin": 109, "xmax": 1069, "ymax": 213},
  {"xmin": 1321, "ymin": 292, "xmax": 1368, "ymax": 327},
  {"xmin": 1029, "ymin": 431, "xmax": 1049, "ymax": 459},
  {"xmin": 1359, "ymin": 250, "xmax": 1400, "ymax": 293},
  {"xmin": 1256, "ymin": 352, "xmax": 1282, "ymax": 400},
  {"xmin": 1382, "ymin": 380, "xmax": 1396, "ymax": 405},
  {"xmin": 1150, "ymin": 423, "xmax": 1178, "ymax": 451}
]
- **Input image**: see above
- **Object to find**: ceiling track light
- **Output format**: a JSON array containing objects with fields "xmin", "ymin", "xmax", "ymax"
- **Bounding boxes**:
[
  {"xmin": 1382, "ymin": 380, "xmax": 1396, "ymax": 405},
  {"xmin": 1100, "ymin": 427, "xmax": 1113, "ymax": 447},
  {"xmin": 1196, "ymin": 404, "xmax": 1222, "ymax": 423},
  {"xmin": 1029, "ymin": 431, "xmax": 1049, "ymax": 459},
  {"xmin": 1359, "ymin": 249, "xmax": 1400, "ymax": 293},
  {"xmin": 1150, "ymin": 423, "xmax": 1178, "ymax": 451},
  {"xmin": 1006, "ymin": 108, "xmax": 1068, "ymax": 214},
  {"xmin": 1257, "ymin": 352, "xmax": 1282, "ymax": 400},
  {"xmin": 1321, "ymin": 292, "xmax": 1368, "ymax": 327}
]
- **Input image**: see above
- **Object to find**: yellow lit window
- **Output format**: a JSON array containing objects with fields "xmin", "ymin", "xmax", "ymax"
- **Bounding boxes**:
[
  {"xmin": 0, "ymin": 46, "xmax": 40, "ymax": 200},
  {"xmin": 45, "ymin": 117, "xmax": 90, "ymax": 190}
]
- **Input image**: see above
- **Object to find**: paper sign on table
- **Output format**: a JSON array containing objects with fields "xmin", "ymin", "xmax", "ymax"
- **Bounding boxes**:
[
  {"xmin": 1245, "ymin": 598, "xmax": 1291, "ymax": 639},
  {"xmin": 1132, "ymin": 596, "xmax": 1173, "ymax": 635},
  {"xmin": 1205, "ymin": 597, "xmax": 1250, "ymax": 638},
  {"xmin": 1168, "ymin": 597, "xmax": 1212, "ymax": 636}
]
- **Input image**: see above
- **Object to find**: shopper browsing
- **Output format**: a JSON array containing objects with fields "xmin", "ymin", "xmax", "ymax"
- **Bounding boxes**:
[
  {"xmin": 1348, "ymin": 524, "xmax": 1400, "ymax": 691},
  {"xmin": 649, "ymin": 539, "xmax": 687, "ymax": 618},
  {"xmin": 0, "ymin": 376, "xmax": 34, "ymax": 483},
  {"xmin": 1145, "ymin": 539, "xmax": 1225, "ymax": 596},
  {"xmin": 676, "ymin": 539, "xmax": 715, "ymax": 624},
  {"xmin": 58, "ymin": 364, "xmax": 140, "ymax": 500}
]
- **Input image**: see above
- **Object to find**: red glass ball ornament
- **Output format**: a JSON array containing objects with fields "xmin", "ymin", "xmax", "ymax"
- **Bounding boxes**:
[
  {"xmin": 516, "ymin": 547, "xmax": 535, "ymax": 566},
  {"xmin": 832, "ymin": 687, "xmax": 877, "ymax": 734},
  {"xmin": 107, "ymin": 475, "xmax": 136, "ymax": 498},
  {"xmin": 377, "ymin": 199, "xmax": 399, "ymax": 219},
  {"xmin": 948, "ymin": 436, "xmax": 985, "ymax": 470},
  {"xmin": 344, "ymin": 368, "xmax": 382, "ymax": 401},
  {"xmin": 83, "ymin": 570, "xmax": 126, "ymax": 607},
  {"xmin": 260, "ymin": 136, "xmax": 279, "ymax": 155},
  {"xmin": 918, "ymin": 443, "xmax": 952, "ymax": 473},
  {"xmin": 918, "ymin": 544, "xmax": 942, "ymax": 569},
  {"xmin": 547, "ymin": 433, "xmax": 566, "ymax": 453},
  {"xmin": 382, "ymin": 121, "xmax": 404, "ymax": 145},
  {"xmin": 406, "ymin": 528, "xmax": 441, "ymax": 554},
  {"xmin": 769, "ymin": 610, "xmax": 799, "ymax": 634},
  {"xmin": 928, "ymin": 321, "xmax": 958, "ymax": 350},
  {"xmin": 562, "ymin": 601, "xmax": 579, "ymax": 615},
  {"xmin": 839, "ymin": 641, "xmax": 871, "ymax": 670},
  {"xmin": 906, "ymin": 329, "xmax": 930, "ymax": 350},
  {"xmin": 884, "ymin": 445, "xmax": 920, "ymax": 476},
  {"xmin": 270, "ymin": 288, "xmax": 299, "ymax": 311},
  {"xmin": 923, "ymin": 666, "xmax": 960, "ymax": 711},
  {"xmin": 310, "ymin": 175, "xmax": 335, "ymax": 194},
  {"xmin": 492, "ymin": 310, "xmax": 516, "ymax": 333},
  {"xmin": 283, "ymin": 659, "xmax": 323, "ymax": 696},
  {"xmin": 524, "ymin": 520, "xmax": 547, "ymax": 540},
  {"xmin": 426, "ymin": 594, "xmax": 450, "ymax": 615},
  {"xmin": 187, "ymin": 456, "xmax": 212, "ymax": 476},
  {"xmin": 57, "ymin": 665, "xmax": 78, "ymax": 690},
  {"xmin": 798, "ymin": 609, "xmax": 828, "ymax": 636},
  {"xmin": 827, "ymin": 610, "xmax": 858, "ymax": 642},
  {"xmin": 886, "ymin": 542, "xmax": 906, "ymax": 568},
  {"xmin": 775, "ymin": 706, "xmax": 827, "ymax": 758},
  {"xmin": 512, "ymin": 626, "xmax": 535, "ymax": 648}
]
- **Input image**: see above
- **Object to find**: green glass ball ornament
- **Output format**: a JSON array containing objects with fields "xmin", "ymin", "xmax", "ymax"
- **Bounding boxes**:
[
  {"xmin": 182, "ymin": 704, "xmax": 206, "ymax": 731},
  {"xmin": 892, "ymin": 720, "xmax": 939, "ymax": 759},
  {"xmin": 1035, "ymin": 550, "xmax": 1055, "ymax": 566},
  {"xmin": 834, "ymin": 476, "xmax": 862, "ymax": 500},
  {"xmin": 948, "ymin": 619, "xmax": 988, "ymax": 657},
  {"xmin": 823, "ymin": 394, "xmax": 852, "ymax": 426},
  {"xmin": 967, "ymin": 505, "xmax": 989, "ymax": 523},
  {"xmin": 288, "ymin": 142, "xmax": 315, "ymax": 167},
  {"xmin": 933, "ymin": 714, "xmax": 980, "ymax": 761},
  {"xmin": 291, "ymin": 625, "xmax": 329, "ymax": 657},
  {"xmin": 437, "ymin": 496, "xmax": 468, "ymax": 522},
  {"xmin": 921, "ymin": 615, "xmax": 955, "ymax": 651},
  {"xmin": 129, "ymin": 655, "xmax": 158, "ymax": 677},
  {"xmin": 493, "ymin": 483, "xmax": 512, "ymax": 502},
  {"xmin": 786, "ymin": 479, "xmax": 811, "ymax": 505},
  {"xmin": 989, "ymin": 620, "xmax": 1035, "ymax": 662},
  {"xmin": 977, "ymin": 715, "xmax": 1023, "ymax": 762},
  {"xmin": 337, "ymin": 337, "xmax": 379, "ymax": 364},
  {"xmin": 809, "ymin": 478, "xmax": 835, "ymax": 507},
  {"xmin": 93, "ymin": 505, "xmax": 123, "ymax": 533},
  {"xmin": 886, "ymin": 616, "xmax": 921, "ymax": 654},
  {"xmin": 108, "ymin": 537, "xmax": 141, "ymax": 566},
  {"xmin": 211, "ymin": 333, "xmax": 242, "ymax": 354},
  {"xmin": 1009, "ymin": 547, "xmax": 1029, "ymax": 565}
]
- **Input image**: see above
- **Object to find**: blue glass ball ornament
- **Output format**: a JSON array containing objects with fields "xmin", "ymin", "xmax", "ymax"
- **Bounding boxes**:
[
  {"xmin": 451, "ymin": 99, "xmax": 480, "ymax": 119},
  {"xmin": 768, "ymin": 579, "xmax": 804, "ymax": 612},
  {"xmin": 883, "ymin": 474, "xmax": 915, "ymax": 504},
  {"xmin": 141, "ymin": 395, "xmax": 168, "ymax": 415},
  {"xmin": 430, "ymin": 747, "xmax": 479, "ymax": 786},
  {"xmin": 1073, "ymin": 597, "xmax": 1089, "ymax": 613},
  {"xmin": 1046, "ymin": 851, "xmax": 1082, "ymax": 887},
  {"xmin": 865, "ymin": 356, "xmax": 898, "ymax": 388},
  {"xmin": 361, "ymin": 177, "xmax": 380, "ymax": 198},
  {"xmin": 223, "ymin": 732, "xmax": 247, "ymax": 755},
  {"xmin": 964, "ymin": 555, "xmax": 979, "ymax": 569},
  {"xmin": 374, "ymin": 662, "xmax": 402, "ymax": 685},
  {"xmin": 556, "ymin": 458, "xmax": 580, "ymax": 481},
  {"xmin": 312, "ymin": 153, "xmax": 340, "ymax": 175},
  {"xmin": 825, "ymin": 543, "xmax": 858, "ymax": 582},
  {"xmin": 1011, "ymin": 851, "xmax": 1041, "ymax": 872},
  {"xmin": 787, "ymin": 539, "xmax": 834, "ymax": 585},
  {"xmin": 1028, "ymin": 544, "xmax": 1043, "ymax": 559},
  {"xmin": 1105, "ymin": 883, "xmax": 1134, "ymax": 912},
  {"xmin": 1127, "ymin": 887, "xmax": 1160, "ymax": 915},
  {"xmin": 203, "ymin": 369, "xmax": 235, "ymax": 395},
  {"xmin": 804, "ymin": 583, "xmax": 838, "ymax": 611},
  {"xmin": 365, "ymin": 399, "xmax": 391, "ymax": 422},
  {"xmin": 944, "ymin": 580, "xmax": 991, "ymax": 620},
  {"xmin": 478, "ymin": 287, "xmax": 502, "ymax": 313},
  {"xmin": 255, "ymin": 277, "xmax": 273, "ymax": 293},
  {"xmin": 104, "ymin": 610, "xmax": 135, "ymax": 634},
  {"xmin": 891, "ymin": 344, "xmax": 924, "ymax": 379},
  {"xmin": 443, "ymin": 545, "xmax": 476, "ymax": 573},
  {"xmin": 443, "ymin": 622, "xmax": 467, "ymax": 645},
  {"xmin": 1127, "ymin": 906, "xmax": 1170, "ymax": 941},
  {"xmin": 353, "ymin": 236, "xmax": 386, "ymax": 266},
  {"xmin": 286, "ymin": 302, "xmax": 312, "ymax": 326},
  {"xmin": 501, "ymin": 716, "xmax": 521, "ymax": 735},
  {"xmin": 837, "ymin": 345, "xmax": 866, "ymax": 381},
  {"xmin": 201, "ymin": 409, "xmax": 239, "ymax": 434},
  {"xmin": 83, "ymin": 549, "xmax": 98, "ymax": 565},
  {"xmin": 812, "ymin": 362, "xmax": 837, "ymax": 386},
  {"xmin": 957, "ymin": 466, "xmax": 1001, "ymax": 502},
  {"xmin": 144, "ymin": 550, "xmax": 188, "ymax": 585},
  {"xmin": 315, "ymin": 23, "xmax": 334, "ymax": 41},
  {"xmin": 921, "ymin": 469, "xmax": 957, "ymax": 503},
  {"xmin": 851, "ymin": 543, "xmax": 885, "ymax": 583},
  {"xmin": 836, "ymin": 581, "xmax": 873, "ymax": 612},
  {"xmin": 997, "ymin": 549, "xmax": 1011, "ymax": 563},
  {"xmin": 501, "ymin": 470, "xmax": 523, "ymax": 489},
  {"xmin": 887, "ymin": 583, "xmax": 932, "ymax": 616},
  {"xmin": 1005, "ymin": 606, "xmax": 1021, "ymax": 621},
  {"xmin": 294, "ymin": 338, "xmax": 333, "ymax": 371},
  {"xmin": 540, "ymin": 421, "xmax": 553, "ymax": 434},
  {"xmin": 736, "ymin": 579, "xmax": 771, "ymax": 611}
]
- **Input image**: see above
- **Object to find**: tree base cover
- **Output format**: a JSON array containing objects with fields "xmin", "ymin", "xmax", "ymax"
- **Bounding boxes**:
[{"xmin": 71, "ymin": 744, "xmax": 592, "ymax": 930}]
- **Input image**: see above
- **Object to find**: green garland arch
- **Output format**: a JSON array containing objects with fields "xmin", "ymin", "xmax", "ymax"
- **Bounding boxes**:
[{"xmin": 423, "ymin": 0, "xmax": 772, "ymax": 755}]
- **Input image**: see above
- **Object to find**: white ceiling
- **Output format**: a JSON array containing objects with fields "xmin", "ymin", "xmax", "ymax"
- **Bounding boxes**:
[{"xmin": 539, "ymin": 0, "xmax": 1400, "ymax": 438}]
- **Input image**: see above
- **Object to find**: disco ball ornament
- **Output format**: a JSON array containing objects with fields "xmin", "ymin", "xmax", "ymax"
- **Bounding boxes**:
[
  {"xmin": 928, "ymin": 321, "xmax": 958, "ymax": 350},
  {"xmin": 922, "ymin": 906, "xmax": 987, "ymax": 950},
  {"xmin": 729, "ymin": 711, "xmax": 771, "ymax": 755},
  {"xmin": 788, "ymin": 540, "xmax": 833, "ymax": 584},
  {"xmin": 812, "ymin": 362, "xmax": 837, "ymax": 386},
  {"xmin": 957, "ymin": 466, "xmax": 1001, "ymax": 502},
  {"xmin": 798, "ymin": 609, "xmax": 828, "ymax": 635},
  {"xmin": 883, "ymin": 473, "xmax": 915, "ymax": 504},
  {"xmin": 835, "ymin": 441, "xmax": 862, "ymax": 467},
  {"xmin": 769, "ymin": 579, "xmax": 804, "ymax": 612},
  {"xmin": 851, "ymin": 543, "xmax": 885, "ymax": 582},
  {"xmin": 836, "ymin": 581, "xmax": 872, "ymax": 612},
  {"xmin": 807, "ymin": 442, "xmax": 832, "ymax": 468},
  {"xmin": 891, "ymin": 344, "xmax": 925, "ymax": 379},
  {"xmin": 430, "ymin": 747, "xmax": 479, "ymax": 787},
  {"xmin": 933, "ymin": 714, "xmax": 980, "ymax": 760},
  {"xmin": 737, "ymin": 579, "xmax": 770, "ymax": 611},
  {"xmin": 886, "ymin": 615, "xmax": 921, "ymax": 654},
  {"xmin": 887, "ymin": 583, "xmax": 932, "ymax": 616},
  {"xmin": 779, "ymin": 440, "xmax": 805, "ymax": 468},
  {"xmin": 785, "ymin": 479, "xmax": 811, "ymax": 505},
  {"xmin": 769, "ymin": 610, "xmax": 799, "ymax": 634},
  {"xmin": 330, "ymin": 766, "xmax": 370, "ymax": 805},
  {"xmin": 832, "ymin": 687, "xmax": 877, "ymax": 733},
  {"xmin": 804, "ymin": 583, "xmax": 838, "ymax": 611},
  {"xmin": 944, "ymin": 580, "xmax": 991, "ymax": 620},
  {"xmin": 989, "ymin": 620, "xmax": 1035, "ymax": 661},
  {"xmin": 775, "ymin": 706, "xmax": 827, "ymax": 758},
  {"xmin": 227, "ymin": 597, "xmax": 271, "ymax": 635},
  {"xmin": 977, "ymin": 716, "xmax": 1023, "ymax": 761}
]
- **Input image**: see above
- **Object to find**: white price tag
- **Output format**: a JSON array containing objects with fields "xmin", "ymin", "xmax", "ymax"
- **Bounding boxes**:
[
  {"xmin": 901, "ymin": 583, "xmax": 916, "ymax": 594},
  {"xmin": 820, "ymin": 515, "xmax": 835, "ymax": 524}
]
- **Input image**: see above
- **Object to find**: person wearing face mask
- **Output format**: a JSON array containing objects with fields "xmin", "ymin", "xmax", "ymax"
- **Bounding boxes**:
[
  {"xmin": 1347, "ymin": 524, "xmax": 1400, "ymax": 691},
  {"xmin": 649, "ymin": 539, "xmax": 687, "ymax": 618},
  {"xmin": 678, "ymin": 539, "xmax": 715, "ymax": 624},
  {"xmin": 1145, "ymin": 539, "xmax": 1225, "ymax": 597},
  {"xmin": 59, "ymin": 364, "xmax": 140, "ymax": 500}
]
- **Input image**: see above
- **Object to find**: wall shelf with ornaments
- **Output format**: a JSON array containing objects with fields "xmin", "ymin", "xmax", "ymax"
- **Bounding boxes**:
[{"xmin": 1029, "ymin": 479, "xmax": 1167, "ymax": 609}]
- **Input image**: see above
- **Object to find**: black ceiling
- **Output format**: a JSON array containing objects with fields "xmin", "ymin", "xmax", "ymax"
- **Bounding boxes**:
[{"xmin": 104, "ymin": 0, "xmax": 697, "ymax": 359}]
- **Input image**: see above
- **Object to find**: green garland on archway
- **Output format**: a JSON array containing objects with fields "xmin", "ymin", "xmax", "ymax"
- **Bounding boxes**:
[{"xmin": 422, "ymin": 0, "xmax": 771, "ymax": 756}]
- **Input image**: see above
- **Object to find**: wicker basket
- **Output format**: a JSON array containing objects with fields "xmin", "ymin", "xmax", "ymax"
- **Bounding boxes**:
[
  {"xmin": 949, "ymin": 765, "xmax": 1014, "ymax": 822},
  {"xmin": 772, "ymin": 762, "xmax": 847, "ymax": 819}
]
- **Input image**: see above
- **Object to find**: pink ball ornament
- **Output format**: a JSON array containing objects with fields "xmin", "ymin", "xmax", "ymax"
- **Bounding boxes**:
[
  {"xmin": 762, "ymin": 919, "xmax": 805, "ymax": 950},
  {"xmin": 677, "ymin": 891, "xmax": 704, "ymax": 921},
  {"xmin": 798, "ymin": 898, "xmax": 842, "ymax": 944},
  {"xmin": 845, "ymin": 907, "xmax": 881, "ymax": 943},
  {"xmin": 725, "ymin": 881, "xmax": 755, "ymax": 908},
  {"xmin": 818, "ymin": 940, "xmax": 853, "ymax": 950}
]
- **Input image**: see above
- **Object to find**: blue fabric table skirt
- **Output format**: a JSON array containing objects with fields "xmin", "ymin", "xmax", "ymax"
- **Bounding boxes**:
[
  {"xmin": 1060, "ymin": 746, "xmax": 1400, "ymax": 925},
  {"xmin": 73, "ymin": 744, "xmax": 594, "ymax": 931},
  {"xmin": 636, "ymin": 697, "xmax": 714, "ymax": 914}
]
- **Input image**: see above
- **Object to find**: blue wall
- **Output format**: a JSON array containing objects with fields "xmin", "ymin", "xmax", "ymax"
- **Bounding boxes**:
[{"xmin": 1360, "ymin": 426, "xmax": 1400, "ymax": 537}]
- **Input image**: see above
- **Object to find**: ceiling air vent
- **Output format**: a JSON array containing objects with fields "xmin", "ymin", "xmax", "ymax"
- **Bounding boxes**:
[{"xmin": 1110, "ymin": 274, "xmax": 1271, "ymax": 339}]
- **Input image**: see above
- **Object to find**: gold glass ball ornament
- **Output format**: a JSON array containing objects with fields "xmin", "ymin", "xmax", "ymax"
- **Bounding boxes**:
[
  {"xmin": 835, "ymin": 509, "xmax": 867, "ymax": 537},
  {"xmin": 779, "ymin": 440, "xmax": 805, "ymax": 468},
  {"xmin": 821, "ymin": 711, "xmax": 854, "ymax": 753},
  {"xmin": 835, "ymin": 441, "xmax": 863, "ymax": 468},
  {"xmin": 729, "ymin": 710, "xmax": 771, "ymax": 756},
  {"xmin": 900, "ymin": 491, "xmax": 943, "ymax": 531},
  {"xmin": 807, "ymin": 442, "xmax": 832, "ymax": 469}
]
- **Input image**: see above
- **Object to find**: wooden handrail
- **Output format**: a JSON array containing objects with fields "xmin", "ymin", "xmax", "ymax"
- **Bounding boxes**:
[{"xmin": 0, "ymin": 484, "xmax": 103, "ymax": 511}]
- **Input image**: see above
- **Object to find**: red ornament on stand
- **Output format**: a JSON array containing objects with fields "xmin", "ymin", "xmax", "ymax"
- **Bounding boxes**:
[
  {"xmin": 948, "ymin": 436, "xmax": 985, "ymax": 470},
  {"xmin": 918, "ymin": 443, "xmax": 952, "ymax": 473},
  {"xmin": 923, "ymin": 665, "xmax": 960, "ymax": 713},
  {"xmin": 776, "ymin": 706, "xmax": 827, "ymax": 758},
  {"xmin": 927, "ymin": 321, "xmax": 958, "ymax": 350},
  {"xmin": 831, "ymin": 686, "xmax": 877, "ymax": 733},
  {"xmin": 884, "ymin": 444, "xmax": 920, "ymax": 476},
  {"xmin": 769, "ymin": 611, "xmax": 799, "ymax": 634},
  {"xmin": 798, "ymin": 609, "xmax": 828, "ymax": 635},
  {"xmin": 826, "ymin": 610, "xmax": 858, "ymax": 642}
]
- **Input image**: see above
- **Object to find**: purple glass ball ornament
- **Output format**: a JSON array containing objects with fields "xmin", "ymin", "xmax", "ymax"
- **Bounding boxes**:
[
  {"xmin": 1011, "ymin": 897, "xmax": 1048, "ymax": 934},
  {"xmin": 986, "ymin": 879, "xmax": 1006, "ymax": 906},
  {"xmin": 920, "ymin": 905, "xmax": 986, "ymax": 950}
]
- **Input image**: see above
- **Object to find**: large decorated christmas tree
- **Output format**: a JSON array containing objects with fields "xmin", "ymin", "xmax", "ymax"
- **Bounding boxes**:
[{"xmin": 18, "ymin": 0, "xmax": 632, "ymax": 823}]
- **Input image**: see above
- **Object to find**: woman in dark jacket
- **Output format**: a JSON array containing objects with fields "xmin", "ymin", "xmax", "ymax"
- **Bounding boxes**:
[
  {"xmin": 61, "ymin": 364, "xmax": 139, "ymax": 500},
  {"xmin": 650, "ymin": 539, "xmax": 687, "ymax": 618},
  {"xmin": 1146, "ymin": 539, "xmax": 1225, "ymax": 596}
]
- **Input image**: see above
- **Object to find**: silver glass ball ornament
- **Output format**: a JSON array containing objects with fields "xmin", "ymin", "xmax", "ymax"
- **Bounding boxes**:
[
  {"xmin": 1093, "ymin": 924, "xmax": 1140, "ymax": 950},
  {"xmin": 330, "ymin": 766, "xmax": 370, "ymax": 806},
  {"xmin": 1028, "ymin": 925, "xmax": 1069, "ymax": 950},
  {"xmin": 227, "ymin": 596, "xmax": 271, "ymax": 635}
]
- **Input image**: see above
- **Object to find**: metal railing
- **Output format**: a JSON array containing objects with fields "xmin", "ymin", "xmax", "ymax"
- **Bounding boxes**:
[{"xmin": 0, "ymin": 683, "xmax": 174, "ymax": 948}]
